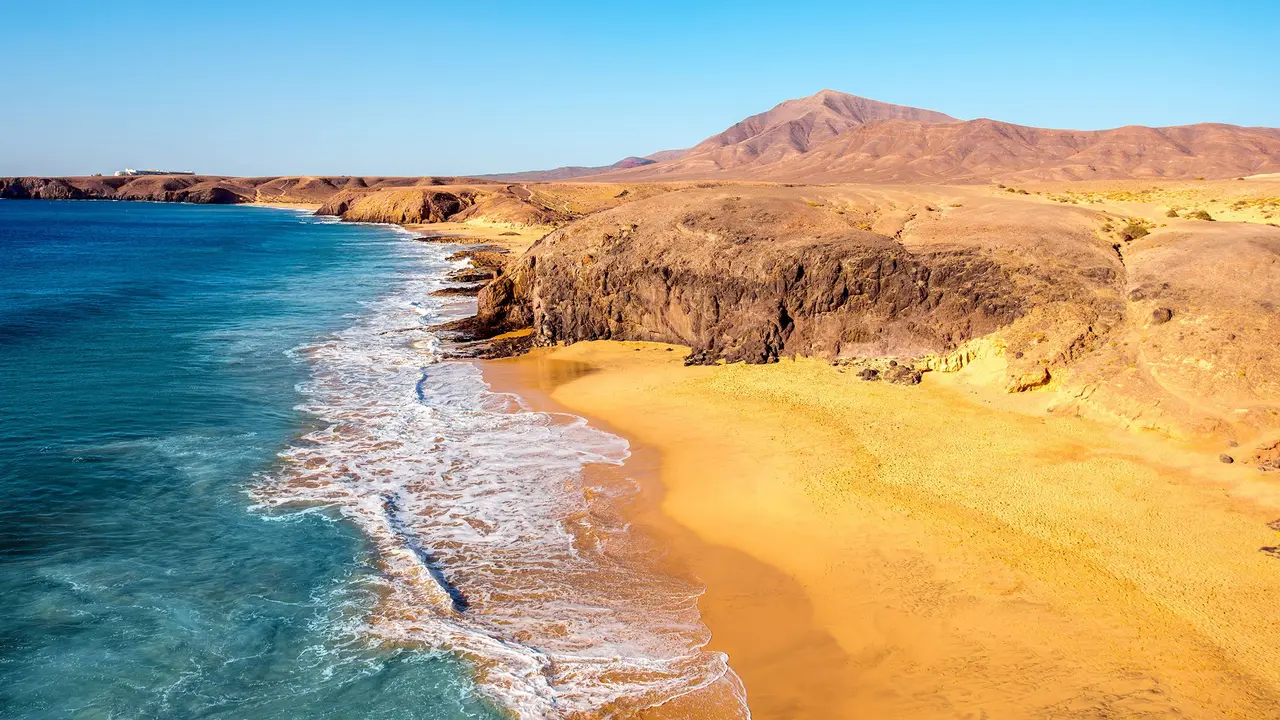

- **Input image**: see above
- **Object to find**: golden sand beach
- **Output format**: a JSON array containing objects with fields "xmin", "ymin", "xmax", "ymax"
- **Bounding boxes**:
[
  {"xmin": 246, "ymin": 201, "xmax": 324, "ymax": 211},
  {"xmin": 485, "ymin": 341, "xmax": 1280, "ymax": 719}
]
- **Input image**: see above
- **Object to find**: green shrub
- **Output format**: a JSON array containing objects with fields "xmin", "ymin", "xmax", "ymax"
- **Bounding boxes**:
[{"xmin": 1120, "ymin": 222, "xmax": 1150, "ymax": 241}]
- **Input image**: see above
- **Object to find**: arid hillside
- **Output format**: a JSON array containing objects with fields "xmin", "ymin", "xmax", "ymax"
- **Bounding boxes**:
[
  {"xmin": 672, "ymin": 89, "xmax": 958, "ymax": 170},
  {"xmin": 458, "ymin": 178, "xmax": 1280, "ymax": 457},
  {"xmin": 593, "ymin": 90, "xmax": 1280, "ymax": 183},
  {"xmin": 313, "ymin": 181, "xmax": 720, "ymax": 235}
]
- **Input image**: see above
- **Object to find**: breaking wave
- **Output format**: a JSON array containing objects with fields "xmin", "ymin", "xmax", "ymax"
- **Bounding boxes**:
[{"xmin": 252, "ymin": 236, "xmax": 747, "ymax": 718}]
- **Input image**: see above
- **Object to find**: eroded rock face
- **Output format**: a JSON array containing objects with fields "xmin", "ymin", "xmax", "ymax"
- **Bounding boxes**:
[
  {"xmin": 169, "ymin": 186, "xmax": 247, "ymax": 204},
  {"xmin": 315, "ymin": 188, "xmax": 474, "ymax": 224},
  {"xmin": 0, "ymin": 176, "xmax": 248, "ymax": 203},
  {"xmin": 0, "ymin": 175, "xmax": 494, "ymax": 207},
  {"xmin": 0, "ymin": 177, "xmax": 88, "ymax": 200},
  {"xmin": 475, "ymin": 190, "xmax": 1024, "ymax": 363}
]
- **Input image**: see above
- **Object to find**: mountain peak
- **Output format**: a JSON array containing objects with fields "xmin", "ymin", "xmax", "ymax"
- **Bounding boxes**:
[
  {"xmin": 690, "ymin": 89, "xmax": 958, "ymax": 155},
  {"xmin": 594, "ymin": 90, "xmax": 1280, "ymax": 183},
  {"xmin": 795, "ymin": 89, "xmax": 957, "ymax": 121}
]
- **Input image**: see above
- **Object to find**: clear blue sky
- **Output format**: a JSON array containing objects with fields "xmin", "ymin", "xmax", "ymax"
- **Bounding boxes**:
[{"xmin": 3, "ymin": 1, "xmax": 1277, "ymax": 177}]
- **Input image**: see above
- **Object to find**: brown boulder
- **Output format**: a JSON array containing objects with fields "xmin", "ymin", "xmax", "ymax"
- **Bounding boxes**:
[{"xmin": 883, "ymin": 365, "xmax": 923, "ymax": 385}]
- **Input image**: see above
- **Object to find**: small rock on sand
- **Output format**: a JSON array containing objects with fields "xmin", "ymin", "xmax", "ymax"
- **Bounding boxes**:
[
  {"xmin": 883, "ymin": 365, "xmax": 923, "ymax": 385},
  {"xmin": 1152, "ymin": 308, "xmax": 1174, "ymax": 324},
  {"xmin": 1220, "ymin": 454, "xmax": 1235, "ymax": 464}
]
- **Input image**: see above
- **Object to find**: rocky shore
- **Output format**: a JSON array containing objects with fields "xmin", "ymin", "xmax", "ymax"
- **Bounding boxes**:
[
  {"xmin": 0, "ymin": 174, "xmax": 488, "ymax": 205},
  {"xmin": 8, "ymin": 174, "xmax": 1280, "ymax": 450}
]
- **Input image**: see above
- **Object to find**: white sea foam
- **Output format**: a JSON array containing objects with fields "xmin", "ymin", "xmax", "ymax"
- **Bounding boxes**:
[{"xmin": 252, "ymin": 237, "xmax": 748, "ymax": 718}]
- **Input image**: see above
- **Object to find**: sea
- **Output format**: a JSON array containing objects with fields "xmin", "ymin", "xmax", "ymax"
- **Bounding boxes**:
[{"xmin": 0, "ymin": 201, "xmax": 746, "ymax": 719}]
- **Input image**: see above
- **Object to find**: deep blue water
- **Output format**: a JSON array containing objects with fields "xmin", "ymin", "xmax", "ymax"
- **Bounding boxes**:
[{"xmin": 0, "ymin": 201, "xmax": 500, "ymax": 719}]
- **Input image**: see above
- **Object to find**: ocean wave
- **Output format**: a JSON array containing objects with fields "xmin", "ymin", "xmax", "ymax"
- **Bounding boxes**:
[{"xmin": 252, "ymin": 240, "xmax": 747, "ymax": 718}]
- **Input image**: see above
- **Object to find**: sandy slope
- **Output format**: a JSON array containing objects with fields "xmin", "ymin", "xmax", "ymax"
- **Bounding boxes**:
[{"xmin": 487, "ymin": 341, "xmax": 1280, "ymax": 719}]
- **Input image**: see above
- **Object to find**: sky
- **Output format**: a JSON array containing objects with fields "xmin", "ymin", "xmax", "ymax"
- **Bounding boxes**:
[{"xmin": 3, "ymin": 0, "xmax": 1278, "ymax": 177}]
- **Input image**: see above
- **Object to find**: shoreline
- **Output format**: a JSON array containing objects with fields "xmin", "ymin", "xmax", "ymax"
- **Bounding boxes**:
[
  {"xmin": 245, "ymin": 201, "xmax": 323, "ymax": 211},
  {"xmin": 484, "ymin": 347, "xmax": 866, "ymax": 718},
  {"xmin": 482, "ymin": 341, "xmax": 1280, "ymax": 718}
]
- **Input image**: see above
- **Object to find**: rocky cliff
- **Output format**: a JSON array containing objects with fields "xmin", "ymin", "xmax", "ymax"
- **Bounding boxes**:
[
  {"xmin": 471, "ymin": 189, "xmax": 1026, "ymax": 364},
  {"xmin": 316, "ymin": 188, "xmax": 479, "ymax": 224},
  {"xmin": 462, "ymin": 181, "xmax": 1280, "ymax": 445},
  {"xmin": 0, "ymin": 175, "xmax": 250, "ymax": 203},
  {"xmin": 0, "ymin": 175, "xmax": 489, "ymax": 205}
]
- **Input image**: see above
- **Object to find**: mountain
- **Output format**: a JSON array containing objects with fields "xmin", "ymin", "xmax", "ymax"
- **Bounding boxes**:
[
  {"xmin": 689, "ymin": 89, "xmax": 957, "ymax": 155},
  {"xmin": 591, "ymin": 90, "xmax": 1280, "ymax": 183},
  {"xmin": 641, "ymin": 148, "xmax": 690, "ymax": 163}
]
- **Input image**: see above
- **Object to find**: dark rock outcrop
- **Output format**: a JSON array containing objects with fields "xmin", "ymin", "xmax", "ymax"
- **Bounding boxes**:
[
  {"xmin": 431, "ymin": 283, "xmax": 487, "ymax": 297},
  {"xmin": 0, "ymin": 175, "xmax": 495, "ymax": 207},
  {"xmin": 173, "ymin": 185, "xmax": 246, "ymax": 204},
  {"xmin": 471, "ymin": 191, "xmax": 1023, "ymax": 364},
  {"xmin": 0, "ymin": 175, "xmax": 247, "ymax": 203},
  {"xmin": 447, "ymin": 267, "xmax": 497, "ymax": 283},
  {"xmin": 1254, "ymin": 442, "xmax": 1280, "ymax": 472},
  {"xmin": 882, "ymin": 364, "xmax": 924, "ymax": 385},
  {"xmin": 0, "ymin": 177, "xmax": 89, "ymax": 200}
]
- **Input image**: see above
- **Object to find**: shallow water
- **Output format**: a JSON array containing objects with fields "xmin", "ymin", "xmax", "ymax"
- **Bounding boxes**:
[{"xmin": 0, "ymin": 201, "xmax": 744, "ymax": 719}]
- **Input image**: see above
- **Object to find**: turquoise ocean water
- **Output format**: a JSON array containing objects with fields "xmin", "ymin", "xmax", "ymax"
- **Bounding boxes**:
[
  {"xmin": 0, "ymin": 200, "xmax": 744, "ymax": 720},
  {"xmin": 0, "ymin": 201, "xmax": 501, "ymax": 719}
]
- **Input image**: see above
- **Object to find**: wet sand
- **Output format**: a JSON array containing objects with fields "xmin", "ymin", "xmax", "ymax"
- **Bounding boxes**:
[
  {"xmin": 484, "ymin": 341, "xmax": 1280, "ymax": 719},
  {"xmin": 246, "ymin": 201, "xmax": 323, "ymax": 211}
]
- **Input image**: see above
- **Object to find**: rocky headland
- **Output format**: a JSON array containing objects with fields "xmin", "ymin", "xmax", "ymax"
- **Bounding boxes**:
[
  {"xmin": 454, "ymin": 181, "xmax": 1278, "ymax": 449},
  {"xmin": 0, "ymin": 174, "xmax": 490, "ymax": 205},
  {"xmin": 6, "ymin": 90, "xmax": 1279, "ymax": 453}
]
